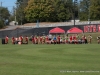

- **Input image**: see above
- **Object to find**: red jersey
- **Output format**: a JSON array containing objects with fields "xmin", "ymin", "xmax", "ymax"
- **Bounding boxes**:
[
  {"xmin": 12, "ymin": 37, "xmax": 15, "ymax": 41},
  {"xmin": 32, "ymin": 37, "xmax": 34, "ymax": 42},
  {"xmin": 40, "ymin": 36, "xmax": 42, "ymax": 42},
  {"xmin": 45, "ymin": 36, "xmax": 49, "ymax": 41},
  {"xmin": 82, "ymin": 36, "xmax": 85, "ymax": 40},
  {"xmin": 73, "ymin": 36, "xmax": 76, "ymax": 40},
  {"xmin": 5, "ymin": 36, "xmax": 9, "ymax": 43},
  {"xmin": 25, "ymin": 37, "xmax": 28, "ymax": 42},
  {"xmin": 70, "ymin": 36, "xmax": 72, "ymax": 41},
  {"xmin": 35, "ymin": 37, "xmax": 38, "ymax": 42},
  {"xmin": 57, "ymin": 36, "xmax": 60, "ymax": 41},
  {"xmin": 20, "ymin": 36, "xmax": 23, "ymax": 42}
]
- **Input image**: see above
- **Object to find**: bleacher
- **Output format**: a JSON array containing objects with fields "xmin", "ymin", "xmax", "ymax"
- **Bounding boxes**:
[{"xmin": 19, "ymin": 21, "xmax": 100, "ymax": 29}]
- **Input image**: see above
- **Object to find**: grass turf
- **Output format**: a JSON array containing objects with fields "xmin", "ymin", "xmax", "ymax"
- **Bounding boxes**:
[{"xmin": 0, "ymin": 44, "xmax": 100, "ymax": 75}]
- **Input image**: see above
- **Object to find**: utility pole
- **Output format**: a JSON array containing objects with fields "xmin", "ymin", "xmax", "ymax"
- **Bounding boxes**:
[
  {"xmin": 88, "ymin": 1, "xmax": 91, "ymax": 25},
  {"xmin": 73, "ymin": 0, "xmax": 75, "ymax": 27},
  {"xmin": 0, "ymin": 1, "xmax": 2, "ymax": 20},
  {"xmin": 73, "ymin": 0, "xmax": 78, "ymax": 27},
  {"xmin": 14, "ymin": 9, "xmax": 16, "ymax": 25},
  {"xmin": 15, "ymin": 1, "xmax": 27, "ymax": 26},
  {"xmin": 0, "ymin": 2, "xmax": 2, "ymax": 7},
  {"xmin": 15, "ymin": 2, "xmax": 19, "ymax": 25}
]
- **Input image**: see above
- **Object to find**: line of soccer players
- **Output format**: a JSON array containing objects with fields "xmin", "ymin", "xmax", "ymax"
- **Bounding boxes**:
[
  {"xmin": 5, "ymin": 35, "xmax": 28, "ymax": 44},
  {"xmin": 4, "ymin": 34, "xmax": 100, "ymax": 44}
]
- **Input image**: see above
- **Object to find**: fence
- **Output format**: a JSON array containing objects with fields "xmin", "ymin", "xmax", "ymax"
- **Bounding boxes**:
[
  {"xmin": 0, "ymin": 21, "xmax": 100, "ymax": 38},
  {"xmin": 20, "ymin": 21, "xmax": 100, "ymax": 28}
]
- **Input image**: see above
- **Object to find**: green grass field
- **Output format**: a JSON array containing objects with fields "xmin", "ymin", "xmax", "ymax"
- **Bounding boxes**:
[{"xmin": 0, "ymin": 44, "xmax": 100, "ymax": 75}]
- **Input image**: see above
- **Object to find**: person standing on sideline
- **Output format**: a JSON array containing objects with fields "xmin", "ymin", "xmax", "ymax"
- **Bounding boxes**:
[
  {"xmin": 25, "ymin": 36, "xmax": 28, "ymax": 44},
  {"xmin": 53, "ymin": 35, "xmax": 57, "ymax": 44},
  {"xmin": 88, "ymin": 35, "xmax": 92, "ymax": 44},
  {"xmin": 97, "ymin": 36, "xmax": 100, "ymax": 44},
  {"xmin": 57, "ymin": 35, "xmax": 60, "ymax": 44},
  {"xmin": 11, "ymin": 36, "xmax": 15, "ymax": 44},
  {"xmin": 40, "ymin": 36, "xmax": 43, "ymax": 44},
  {"xmin": 5, "ymin": 36, "xmax": 9, "ymax": 44},
  {"xmin": 32, "ymin": 36, "xmax": 35, "ymax": 44},
  {"xmin": 20, "ymin": 35, "xmax": 23, "ymax": 44}
]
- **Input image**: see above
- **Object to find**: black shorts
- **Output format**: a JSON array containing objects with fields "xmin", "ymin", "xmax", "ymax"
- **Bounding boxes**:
[{"xmin": 49, "ymin": 38, "xmax": 51, "ymax": 40}]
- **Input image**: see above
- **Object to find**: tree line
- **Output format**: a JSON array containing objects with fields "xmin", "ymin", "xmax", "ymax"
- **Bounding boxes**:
[{"xmin": 0, "ymin": 0, "xmax": 100, "ymax": 28}]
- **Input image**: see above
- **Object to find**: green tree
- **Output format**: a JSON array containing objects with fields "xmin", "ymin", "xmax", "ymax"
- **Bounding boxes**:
[
  {"xmin": 24, "ymin": 0, "xmax": 55, "ymax": 22},
  {"xmin": 0, "ymin": 20, "xmax": 4, "ymax": 28},
  {"xmin": 24, "ymin": 0, "xmax": 74, "ymax": 22},
  {"xmin": 79, "ymin": 0, "xmax": 90, "ymax": 21},
  {"xmin": 0, "ymin": 7, "xmax": 10, "ymax": 28},
  {"xmin": 15, "ymin": 0, "xmax": 28, "ymax": 25},
  {"xmin": 0, "ymin": 7, "xmax": 10, "ymax": 21},
  {"xmin": 90, "ymin": 0, "xmax": 100, "ymax": 20},
  {"xmin": 56, "ymin": 0, "xmax": 73, "ymax": 21}
]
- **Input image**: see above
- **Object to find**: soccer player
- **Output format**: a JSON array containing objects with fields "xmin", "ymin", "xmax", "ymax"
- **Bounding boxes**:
[
  {"xmin": 11, "ymin": 36, "xmax": 15, "ymax": 44},
  {"xmin": 5, "ymin": 36, "xmax": 9, "ymax": 44},
  {"xmin": 88, "ymin": 35, "xmax": 92, "ymax": 44}
]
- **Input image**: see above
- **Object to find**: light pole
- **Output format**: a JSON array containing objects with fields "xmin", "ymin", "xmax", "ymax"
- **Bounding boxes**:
[
  {"xmin": 15, "ymin": 1, "xmax": 27, "ymax": 26},
  {"xmin": 88, "ymin": 1, "xmax": 91, "ymax": 25},
  {"xmin": 73, "ymin": 0, "xmax": 78, "ymax": 27},
  {"xmin": 15, "ymin": 2, "xmax": 19, "ymax": 25},
  {"xmin": 73, "ymin": 0, "xmax": 75, "ymax": 27},
  {"xmin": 36, "ymin": 20, "xmax": 39, "ymax": 28},
  {"xmin": 14, "ymin": 8, "xmax": 16, "ymax": 25},
  {"xmin": 19, "ymin": 2, "xmax": 23, "ymax": 26},
  {"xmin": 0, "ymin": 1, "xmax": 2, "ymax": 20}
]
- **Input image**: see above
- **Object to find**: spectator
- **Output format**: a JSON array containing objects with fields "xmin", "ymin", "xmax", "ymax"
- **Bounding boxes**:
[
  {"xmin": 5, "ymin": 36, "xmax": 9, "ymax": 44},
  {"xmin": 25, "ymin": 36, "xmax": 28, "ymax": 44},
  {"xmin": 88, "ymin": 35, "xmax": 92, "ymax": 44},
  {"xmin": 97, "ymin": 36, "xmax": 100, "ymax": 44},
  {"xmin": 48, "ymin": 34, "xmax": 52, "ymax": 41},
  {"xmin": 11, "ymin": 36, "xmax": 15, "ymax": 44},
  {"xmin": 53, "ymin": 35, "xmax": 57, "ymax": 44}
]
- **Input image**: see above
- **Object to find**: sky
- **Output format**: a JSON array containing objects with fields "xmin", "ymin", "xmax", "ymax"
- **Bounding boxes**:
[{"xmin": 0, "ymin": 0, "xmax": 16, "ymax": 12}]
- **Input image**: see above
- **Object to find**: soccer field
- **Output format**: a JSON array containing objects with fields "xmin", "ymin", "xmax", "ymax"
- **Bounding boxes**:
[{"xmin": 0, "ymin": 44, "xmax": 100, "ymax": 75}]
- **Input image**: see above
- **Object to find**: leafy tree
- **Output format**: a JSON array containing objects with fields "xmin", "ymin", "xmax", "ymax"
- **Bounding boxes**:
[
  {"xmin": 0, "ymin": 7, "xmax": 10, "ymax": 28},
  {"xmin": 90, "ymin": 0, "xmax": 100, "ymax": 20},
  {"xmin": 79, "ymin": 0, "xmax": 90, "ymax": 21},
  {"xmin": 54, "ymin": 0, "xmax": 73, "ymax": 22},
  {"xmin": 24, "ymin": 0, "xmax": 55, "ymax": 22},
  {"xmin": 16, "ymin": 0, "xmax": 28, "ymax": 24},
  {"xmin": 79, "ymin": 0, "xmax": 100, "ymax": 21},
  {"xmin": 0, "ymin": 20, "xmax": 4, "ymax": 28},
  {"xmin": 24, "ymin": 0, "xmax": 74, "ymax": 22},
  {"xmin": 0, "ymin": 7, "xmax": 10, "ymax": 21},
  {"xmin": 17, "ymin": 0, "xmax": 23, "ymax": 2}
]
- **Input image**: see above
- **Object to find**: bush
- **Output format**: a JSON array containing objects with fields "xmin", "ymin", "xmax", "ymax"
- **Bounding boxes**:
[{"xmin": 0, "ymin": 20, "xmax": 5, "ymax": 28}]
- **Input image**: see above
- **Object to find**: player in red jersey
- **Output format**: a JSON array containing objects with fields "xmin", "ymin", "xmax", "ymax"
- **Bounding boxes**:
[
  {"xmin": 5, "ymin": 36, "xmax": 9, "ymax": 44},
  {"xmin": 35, "ymin": 36, "xmax": 38, "ymax": 44},
  {"xmin": 69, "ymin": 35, "xmax": 72, "ymax": 44},
  {"xmin": 11, "ymin": 36, "xmax": 15, "ymax": 44},
  {"xmin": 57, "ymin": 35, "xmax": 60, "ymax": 44},
  {"xmin": 73, "ymin": 34, "xmax": 77, "ymax": 44},
  {"xmin": 20, "ymin": 35, "xmax": 23, "ymax": 44},
  {"xmin": 32, "ymin": 36, "xmax": 35, "ymax": 44},
  {"xmin": 25, "ymin": 36, "xmax": 28, "ymax": 44},
  {"xmin": 45, "ymin": 35, "xmax": 49, "ymax": 44},
  {"xmin": 40, "ymin": 36, "xmax": 43, "ymax": 44}
]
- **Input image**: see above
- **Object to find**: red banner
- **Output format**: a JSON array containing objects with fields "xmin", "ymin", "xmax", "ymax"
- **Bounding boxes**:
[
  {"xmin": 84, "ymin": 25, "xmax": 96, "ymax": 32},
  {"xmin": 89, "ymin": 25, "xmax": 93, "ymax": 32},
  {"xmin": 97, "ymin": 25, "xmax": 100, "ymax": 32},
  {"xmin": 84, "ymin": 25, "xmax": 88, "ymax": 32},
  {"xmin": 93, "ymin": 25, "xmax": 96, "ymax": 32}
]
